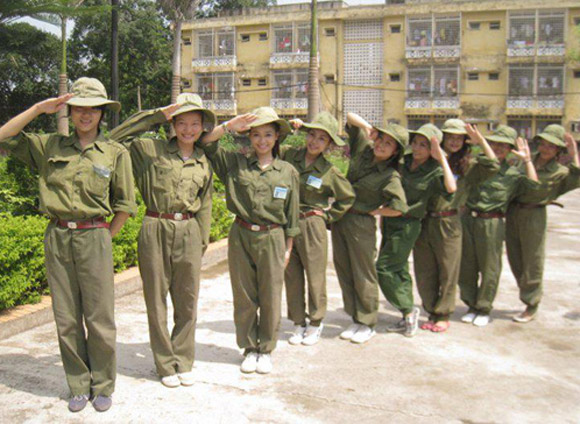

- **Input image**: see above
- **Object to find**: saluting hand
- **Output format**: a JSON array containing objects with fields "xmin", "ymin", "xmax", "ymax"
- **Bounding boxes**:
[
  {"xmin": 289, "ymin": 118, "xmax": 304, "ymax": 130},
  {"xmin": 228, "ymin": 113, "xmax": 258, "ymax": 133},
  {"xmin": 512, "ymin": 137, "xmax": 532, "ymax": 162},
  {"xmin": 564, "ymin": 132, "xmax": 580, "ymax": 167},
  {"xmin": 161, "ymin": 103, "xmax": 182, "ymax": 121},
  {"xmin": 368, "ymin": 127, "xmax": 379, "ymax": 142},
  {"xmin": 35, "ymin": 94, "xmax": 73, "ymax": 115},
  {"xmin": 465, "ymin": 123, "xmax": 484, "ymax": 146},
  {"xmin": 430, "ymin": 135, "xmax": 446, "ymax": 163}
]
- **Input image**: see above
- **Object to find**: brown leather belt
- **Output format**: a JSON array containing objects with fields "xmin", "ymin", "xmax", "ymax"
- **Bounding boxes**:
[
  {"xmin": 515, "ymin": 203, "xmax": 546, "ymax": 210},
  {"xmin": 299, "ymin": 210, "xmax": 323, "ymax": 219},
  {"xmin": 146, "ymin": 210, "xmax": 195, "ymax": 221},
  {"xmin": 469, "ymin": 210, "xmax": 505, "ymax": 219},
  {"xmin": 428, "ymin": 209, "xmax": 458, "ymax": 218},
  {"xmin": 235, "ymin": 216, "xmax": 280, "ymax": 232},
  {"xmin": 54, "ymin": 217, "xmax": 109, "ymax": 230},
  {"xmin": 347, "ymin": 208, "xmax": 369, "ymax": 215}
]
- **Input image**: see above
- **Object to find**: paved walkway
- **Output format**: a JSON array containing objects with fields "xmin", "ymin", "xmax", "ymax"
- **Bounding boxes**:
[{"xmin": 0, "ymin": 192, "xmax": 579, "ymax": 423}]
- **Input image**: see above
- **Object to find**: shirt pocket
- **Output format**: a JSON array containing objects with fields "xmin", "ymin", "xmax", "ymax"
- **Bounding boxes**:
[
  {"xmin": 86, "ymin": 163, "xmax": 113, "ymax": 196},
  {"xmin": 152, "ymin": 162, "xmax": 174, "ymax": 191},
  {"xmin": 178, "ymin": 174, "xmax": 205, "ymax": 203},
  {"xmin": 46, "ymin": 156, "xmax": 73, "ymax": 187}
]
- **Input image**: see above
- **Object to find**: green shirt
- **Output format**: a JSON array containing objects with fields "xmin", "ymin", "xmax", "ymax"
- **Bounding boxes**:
[
  {"xmin": 512, "ymin": 154, "xmax": 580, "ymax": 205},
  {"xmin": 203, "ymin": 140, "xmax": 300, "ymax": 238},
  {"xmin": 466, "ymin": 160, "xmax": 538, "ymax": 213},
  {"xmin": 280, "ymin": 146, "xmax": 355, "ymax": 223},
  {"xmin": 0, "ymin": 131, "xmax": 136, "ymax": 220},
  {"xmin": 428, "ymin": 154, "xmax": 500, "ymax": 212},
  {"xmin": 400, "ymin": 154, "xmax": 450, "ymax": 219},
  {"xmin": 110, "ymin": 109, "xmax": 214, "ymax": 248},
  {"xmin": 345, "ymin": 125, "xmax": 408, "ymax": 214}
]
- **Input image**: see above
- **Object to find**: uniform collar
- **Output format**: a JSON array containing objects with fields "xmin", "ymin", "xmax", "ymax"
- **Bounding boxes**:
[
  {"xmin": 248, "ymin": 152, "xmax": 282, "ymax": 171},
  {"xmin": 404, "ymin": 153, "xmax": 437, "ymax": 173},
  {"xmin": 65, "ymin": 131, "xmax": 107, "ymax": 153},
  {"xmin": 296, "ymin": 147, "xmax": 329, "ymax": 173},
  {"xmin": 533, "ymin": 152, "xmax": 559, "ymax": 172}
]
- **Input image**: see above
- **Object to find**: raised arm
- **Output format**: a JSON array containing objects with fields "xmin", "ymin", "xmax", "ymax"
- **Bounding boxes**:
[
  {"xmin": 429, "ymin": 136, "xmax": 457, "ymax": 193},
  {"xmin": 110, "ymin": 104, "xmax": 180, "ymax": 146},
  {"xmin": 465, "ymin": 123, "xmax": 496, "ymax": 161},
  {"xmin": 200, "ymin": 113, "xmax": 257, "ymax": 145},
  {"xmin": 511, "ymin": 137, "xmax": 538, "ymax": 182}
]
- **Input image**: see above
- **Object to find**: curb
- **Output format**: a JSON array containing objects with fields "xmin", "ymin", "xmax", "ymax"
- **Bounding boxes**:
[{"xmin": 0, "ymin": 238, "xmax": 229, "ymax": 341}]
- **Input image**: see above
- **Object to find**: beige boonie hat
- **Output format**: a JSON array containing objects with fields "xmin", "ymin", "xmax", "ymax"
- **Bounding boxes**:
[
  {"xmin": 66, "ymin": 77, "xmax": 121, "ymax": 112},
  {"xmin": 374, "ymin": 123, "xmax": 409, "ymax": 150},
  {"xmin": 172, "ymin": 93, "xmax": 217, "ymax": 127},
  {"xmin": 534, "ymin": 124, "xmax": 566, "ymax": 148},
  {"xmin": 300, "ymin": 111, "xmax": 345, "ymax": 146},
  {"xmin": 441, "ymin": 119, "xmax": 467, "ymax": 135},
  {"xmin": 410, "ymin": 123, "xmax": 443, "ymax": 144},
  {"xmin": 244, "ymin": 107, "xmax": 292, "ymax": 143},
  {"xmin": 486, "ymin": 125, "xmax": 518, "ymax": 147}
]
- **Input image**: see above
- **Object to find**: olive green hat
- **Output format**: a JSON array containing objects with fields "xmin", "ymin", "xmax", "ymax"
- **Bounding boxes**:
[
  {"xmin": 299, "ymin": 111, "xmax": 345, "ymax": 146},
  {"xmin": 66, "ymin": 77, "xmax": 121, "ymax": 112},
  {"xmin": 534, "ymin": 124, "xmax": 566, "ymax": 148},
  {"xmin": 374, "ymin": 122, "xmax": 409, "ymax": 150},
  {"xmin": 441, "ymin": 119, "xmax": 467, "ymax": 135},
  {"xmin": 171, "ymin": 93, "xmax": 217, "ymax": 127},
  {"xmin": 244, "ymin": 106, "xmax": 292, "ymax": 142},
  {"xmin": 486, "ymin": 125, "xmax": 518, "ymax": 146},
  {"xmin": 410, "ymin": 123, "xmax": 443, "ymax": 144}
]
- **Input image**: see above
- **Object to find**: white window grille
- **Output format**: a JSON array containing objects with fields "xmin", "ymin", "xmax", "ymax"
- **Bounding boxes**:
[
  {"xmin": 343, "ymin": 90, "xmax": 383, "ymax": 127},
  {"xmin": 407, "ymin": 16, "xmax": 432, "ymax": 47},
  {"xmin": 407, "ymin": 68, "xmax": 431, "ymax": 98},
  {"xmin": 536, "ymin": 118, "xmax": 561, "ymax": 133},
  {"xmin": 538, "ymin": 10, "xmax": 565, "ymax": 45},
  {"xmin": 344, "ymin": 43, "xmax": 383, "ymax": 86},
  {"xmin": 434, "ymin": 15, "xmax": 460, "ymax": 47},
  {"xmin": 217, "ymin": 29, "xmax": 235, "ymax": 56},
  {"xmin": 433, "ymin": 66, "xmax": 458, "ymax": 98},
  {"xmin": 407, "ymin": 66, "xmax": 458, "ymax": 108},
  {"xmin": 508, "ymin": 64, "xmax": 564, "ymax": 108},
  {"xmin": 197, "ymin": 73, "xmax": 214, "ymax": 100},
  {"xmin": 196, "ymin": 72, "xmax": 235, "ymax": 101},
  {"xmin": 507, "ymin": 119, "xmax": 533, "ymax": 140},
  {"xmin": 344, "ymin": 20, "xmax": 383, "ymax": 41},
  {"xmin": 509, "ymin": 11, "xmax": 536, "ymax": 46},
  {"xmin": 194, "ymin": 28, "xmax": 236, "ymax": 67},
  {"xmin": 274, "ymin": 24, "xmax": 293, "ymax": 53},
  {"xmin": 509, "ymin": 65, "xmax": 534, "ymax": 97},
  {"xmin": 537, "ymin": 65, "xmax": 563, "ymax": 96},
  {"xmin": 198, "ymin": 30, "xmax": 214, "ymax": 58},
  {"xmin": 296, "ymin": 23, "xmax": 311, "ymax": 53},
  {"xmin": 272, "ymin": 69, "xmax": 308, "ymax": 100},
  {"xmin": 273, "ymin": 23, "xmax": 311, "ymax": 54}
]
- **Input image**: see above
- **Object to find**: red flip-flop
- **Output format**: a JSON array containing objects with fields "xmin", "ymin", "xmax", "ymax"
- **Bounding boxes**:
[
  {"xmin": 431, "ymin": 321, "xmax": 450, "ymax": 333},
  {"xmin": 420, "ymin": 321, "xmax": 434, "ymax": 330}
]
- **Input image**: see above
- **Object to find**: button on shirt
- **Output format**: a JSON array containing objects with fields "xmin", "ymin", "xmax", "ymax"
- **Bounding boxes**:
[
  {"xmin": 0, "ymin": 132, "xmax": 136, "ymax": 220},
  {"xmin": 280, "ymin": 146, "xmax": 355, "ymax": 223},
  {"xmin": 203, "ymin": 139, "xmax": 300, "ymax": 238},
  {"xmin": 345, "ymin": 125, "xmax": 408, "ymax": 214}
]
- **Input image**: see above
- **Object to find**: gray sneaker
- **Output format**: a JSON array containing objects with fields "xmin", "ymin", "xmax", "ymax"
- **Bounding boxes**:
[
  {"xmin": 68, "ymin": 394, "xmax": 89, "ymax": 413},
  {"xmin": 386, "ymin": 319, "xmax": 405, "ymax": 333},
  {"xmin": 92, "ymin": 395, "xmax": 112, "ymax": 412},
  {"xmin": 404, "ymin": 307, "xmax": 420, "ymax": 338}
]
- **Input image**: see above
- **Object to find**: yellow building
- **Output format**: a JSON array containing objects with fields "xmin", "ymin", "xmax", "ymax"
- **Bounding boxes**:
[{"xmin": 181, "ymin": 0, "xmax": 580, "ymax": 137}]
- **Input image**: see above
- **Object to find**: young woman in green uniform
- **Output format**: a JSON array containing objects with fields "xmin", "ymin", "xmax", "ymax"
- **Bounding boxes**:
[
  {"xmin": 110, "ymin": 93, "xmax": 215, "ymax": 388},
  {"xmin": 459, "ymin": 126, "xmax": 538, "ymax": 327},
  {"xmin": 0, "ymin": 78, "xmax": 137, "ymax": 413},
  {"xmin": 377, "ymin": 124, "xmax": 456, "ymax": 338},
  {"xmin": 506, "ymin": 125, "xmax": 580, "ymax": 323},
  {"xmin": 332, "ymin": 113, "xmax": 408, "ymax": 344},
  {"xmin": 281, "ymin": 112, "xmax": 355, "ymax": 346},
  {"xmin": 413, "ymin": 120, "xmax": 499, "ymax": 333},
  {"xmin": 200, "ymin": 107, "xmax": 300, "ymax": 374}
]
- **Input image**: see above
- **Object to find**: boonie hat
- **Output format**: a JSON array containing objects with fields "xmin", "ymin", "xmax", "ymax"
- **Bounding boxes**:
[
  {"xmin": 441, "ymin": 119, "xmax": 467, "ymax": 135},
  {"xmin": 410, "ymin": 123, "xmax": 443, "ymax": 144},
  {"xmin": 374, "ymin": 123, "xmax": 409, "ymax": 150},
  {"xmin": 486, "ymin": 125, "xmax": 518, "ymax": 147},
  {"xmin": 299, "ymin": 112, "xmax": 345, "ymax": 146},
  {"xmin": 534, "ymin": 124, "xmax": 566, "ymax": 148},
  {"xmin": 172, "ymin": 93, "xmax": 217, "ymax": 127},
  {"xmin": 244, "ymin": 107, "xmax": 292, "ymax": 143},
  {"xmin": 66, "ymin": 77, "xmax": 121, "ymax": 112}
]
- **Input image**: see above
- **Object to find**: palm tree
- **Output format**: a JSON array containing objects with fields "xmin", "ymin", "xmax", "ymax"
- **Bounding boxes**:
[{"xmin": 307, "ymin": 0, "xmax": 320, "ymax": 121}]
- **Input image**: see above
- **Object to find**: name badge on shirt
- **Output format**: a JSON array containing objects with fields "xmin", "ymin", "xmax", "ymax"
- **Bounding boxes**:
[
  {"xmin": 93, "ymin": 164, "xmax": 112, "ymax": 178},
  {"xmin": 306, "ymin": 175, "xmax": 323, "ymax": 189},
  {"xmin": 273, "ymin": 186, "xmax": 288, "ymax": 200}
]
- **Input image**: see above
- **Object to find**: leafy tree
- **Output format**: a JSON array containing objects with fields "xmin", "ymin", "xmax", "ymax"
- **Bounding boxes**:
[{"xmin": 199, "ymin": 0, "xmax": 275, "ymax": 17}]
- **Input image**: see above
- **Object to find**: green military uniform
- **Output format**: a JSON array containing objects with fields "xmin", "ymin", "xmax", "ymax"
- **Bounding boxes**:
[
  {"xmin": 459, "ymin": 126, "xmax": 538, "ymax": 315},
  {"xmin": 110, "ymin": 95, "xmax": 214, "ymax": 377},
  {"xmin": 332, "ymin": 124, "xmax": 408, "ymax": 327},
  {"xmin": 281, "ymin": 134, "xmax": 354, "ymax": 327},
  {"xmin": 506, "ymin": 125, "xmax": 580, "ymax": 313},
  {"xmin": 413, "ymin": 123, "xmax": 499, "ymax": 323},
  {"xmin": 377, "ymin": 153, "xmax": 450, "ymax": 316},
  {"xmin": 202, "ymin": 109, "xmax": 300, "ymax": 354},
  {"xmin": 0, "ymin": 130, "xmax": 136, "ymax": 397}
]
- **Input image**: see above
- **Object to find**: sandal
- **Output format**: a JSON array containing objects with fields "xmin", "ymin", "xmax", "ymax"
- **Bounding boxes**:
[
  {"xmin": 431, "ymin": 321, "xmax": 450, "ymax": 333},
  {"xmin": 420, "ymin": 321, "xmax": 434, "ymax": 331}
]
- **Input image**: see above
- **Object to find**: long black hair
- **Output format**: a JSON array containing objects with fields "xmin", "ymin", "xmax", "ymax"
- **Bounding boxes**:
[{"xmin": 444, "ymin": 134, "xmax": 471, "ymax": 176}]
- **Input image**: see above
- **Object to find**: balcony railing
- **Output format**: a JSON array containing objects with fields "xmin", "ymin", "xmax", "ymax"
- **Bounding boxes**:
[
  {"xmin": 507, "ymin": 44, "xmax": 565, "ymax": 57},
  {"xmin": 270, "ymin": 98, "xmax": 308, "ymax": 110},
  {"xmin": 507, "ymin": 96, "xmax": 564, "ymax": 109},
  {"xmin": 406, "ymin": 46, "xmax": 460, "ymax": 59},
  {"xmin": 405, "ymin": 97, "xmax": 459, "ymax": 109},
  {"xmin": 204, "ymin": 99, "xmax": 237, "ymax": 111},
  {"xmin": 192, "ymin": 56, "xmax": 237, "ymax": 68},
  {"xmin": 270, "ymin": 52, "xmax": 310, "ymax": 65}
]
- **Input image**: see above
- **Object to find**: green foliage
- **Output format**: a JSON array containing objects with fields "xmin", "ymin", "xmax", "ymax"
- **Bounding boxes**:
[
  {"xmin": 326, "ymin": 148, "xmax": 349, "ymax": 175},
  {"xmin": 111, "ymin": 200, "xmax": 145, "ymax": 272},
  {"xmin": 199, "ymin": 0, "xmax": 276, "ymax": 18},
  {"xmin": 0, "ymin": 156, "xmax": 40, "ymax": 215},
  {"xmin": 210, "ymin": 191, "xmax": 233, "ymax": 242}
]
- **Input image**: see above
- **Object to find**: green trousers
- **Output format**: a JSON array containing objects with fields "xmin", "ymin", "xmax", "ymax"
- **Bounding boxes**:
[
  {"xmin": 376, "ymin": 217, "xmax": 421, "ymax": 316},
  {"xmin": 459, "ymin": 214, "xmax": 504, "ymax": 314},
  {"xmin": 228, "ymin": 222, "xmax": 286, "ymax": 354},
  {"xmin": 44, "ymin": 222, "xmax": 115, "ymax": 397},
  {"xmin": 284, "ymin": 215, "xmax": 328, "ymax": 326},
  {"xmin": 331, "ymin": 213, "xmax": 379, "ymax": 327},
  {"xmin": 413, "ymin": 215, "xmax": 461, "ymax": 322},
  {"xmin": 505, "ymin": 204, "xmax": 546, "ymax": 309},
  {"xmin": 138, "ymin": 216, "xmax": 202, "ymax": 377}
]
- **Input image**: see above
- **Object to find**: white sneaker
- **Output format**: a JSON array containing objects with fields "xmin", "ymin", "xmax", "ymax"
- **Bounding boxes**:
[
  {"xmin": 161, "ymin": 374, "xmax": 180, "ymax": 388},
  {"xmin": 302, "ymin": 323, "xmax": 324, "ymax": 346},
  {"xmin": 473, "ymin": 314, "xmax": 490, "ymax": 327},
  {"xmin": 256, "ymin": 354, "xmax": 272, "ymax": 374},
  {"xmin": 288, "ymin": 325, "xmax": 306, "ymax": 345},
  {"xmin": 340, "ymin": 323, "xmax": 361, "ymax": 340},
  {"xmin": 461, "ymin": 312, "xmax": 477, "ymax": 323},
  {"xmin": 178, "ymin": 371, "xmax": 195, "ymax": 386},
  {"xmin": 350, "ymin": 325, "xmax": 376, "ymax": 344},
  {"xmin": 240, "ymin": 352, "xmax": 258, "ymax": 374}
]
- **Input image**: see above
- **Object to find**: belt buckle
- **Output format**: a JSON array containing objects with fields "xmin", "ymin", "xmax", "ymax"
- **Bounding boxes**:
[
  {"xmin": 174, "ymin": 213, "xmax": 183, "ymax": 221},
  {"xmin": 67, "ymin": 222, "xmax": 78, "ymax": 229},
  {"xmin": 250, "ymin": 224, "xmax": 261, "ymax": 232},
  {"xmin": 471, "ymin": 211, "xmax": 478, "ymax": 218}
]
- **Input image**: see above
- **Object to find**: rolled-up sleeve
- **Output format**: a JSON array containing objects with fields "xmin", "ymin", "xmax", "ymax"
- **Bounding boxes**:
[
  {"xmin": 382, "ymin": 171, "xmax": 408, "ymax": 214},
  {"xmin": 0, "ymin": 132, "xmax": 48, "ymax": 170},
  {"xmin": 110, "ymin": 147, "xmax": 137, "ymax": 216},
  {"xmin": 284, "ymin": 168, "xmax": 301, "ymax": 238}
]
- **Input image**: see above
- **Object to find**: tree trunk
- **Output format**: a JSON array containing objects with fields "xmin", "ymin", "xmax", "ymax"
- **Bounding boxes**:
[
  {"xmin": 57, "ymin": 17, "xmax": 69, "ymax": 136},
  {"xmin": 171, "ymin": 19, "xmax": 183, "ymax": 104},
  {"xmin": 110, "ymin": 0, "xmax": 119, "ymax": 129},
  {"xmin": 307, "ymin": 0, "xmax": 320, "ymax": 121}
]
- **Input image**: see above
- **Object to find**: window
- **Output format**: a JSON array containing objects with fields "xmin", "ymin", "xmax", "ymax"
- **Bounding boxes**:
[
  {"xmin": 408, "ymin": 68, "xmax": 431, "ymax": 98},
  {"xmin": 197, "ymin": 30, "xmax": 214, "ymax": 58},
  {"xmin": 272, "ymin": 69, "xmax": 308, "ymax": 100},
  {"xmin": 468, "ymin": 73, "xmax": 479, "ymax": 81},
  {"xmin": 197, "ymin": 28, "xmax": 235, "ymax": 57},
  {"xmin": 407, "ymin": 14, "xmax": 460, "ymax": 47},
  {"xmin": 324, "ymin": 74, "xmax": 335, "ymax": 84},
  {"xmin": 489, "ymin": 21, "xmax": 501, "ymax": 30},
  {"xmin": 241, "ymin": 34, "xmax": 250, "ymax": 42},
  {"xmin": 434, "ymin": 15, "xmax": 460, "ymax": 46},
  {"xmin": 574, "ymin": 17, "xmax": 580, "ymax": 26},
  {"xmin": 507, "ymin": 119, "xmax": 533, "ymax": 140},
  {"xmin": 197, "ymin": 72, "xmax": 235, "ymax": 101},
  {"xmin": 509, "ymin": 10, "xmax": 565, "ymax": 46},
  {"xmin": 324, "ymin": 27, "xmax": 335, "ymax": 37},
  {"xmin": 407, "ymin": 66, "xmax": 458, "ymax": 98},
  {"xmin": 258, "ymin": 78, "xmax": 267, "ymax": 86},
  {"xmin": 274, "ymin": 24, "xmax": 293, "ymax": 53},
  {"xmin": 538, "ymin": 10, "xmax": 565, "ymax": 44},
  {"xmin": 182, "ymin": 80, "xmax": 191, "ymax": 88},
  {"xmin": 407, "ymin": 118, "xmax": 427, "ymax": 130},
  {"xmin": 182, "ymin": 37, "xmax": 192, "ymax": 46},
  {"xmin": 242, "ymin": 79, "xmax": 251, "ymax": 87},
  {"xmin": 217, "ymin": 29, "xmax": 235, "ymax": 56},
  {"xmin": 537, "ymin": 118, "xmax": 561, "ymax": 133},
  {"xmin": 487, "ymin": 122, "xmax": 497, "ymax": 132},
  {"xmin": 469, "ymin": 22, "xmax": 481, "ymax": 30},
  {"xmin": 489, "ymin": 72, "xmax": 500, "ymax": 81},
  {"xmin": 572, "ymin": 122, "xmax": 580, "ymax": 133},
  {"xmin": 273, "ymin": 23, "xmax": 311, "ymax": 54},
  {"xmin": 574, "ymin": 70, "xmax": 580, "ymax": 79},
  {"xmin": 537, "ymin": 65, "xmax": 563, "ymax": 96},
  {"xmin": 259, "ymin": 32, "xmax": 268, "ymax": 41},
  {"xmin": 407, "ymin": 16, "xmax": 432, "ymax": 47},
  {"xmin": 389, "ymin": 73, "xmax": 401, "ymax": 82},
  {"xmin": 390, "ymin": 25, "xmax": 401, "ymax": 34}
]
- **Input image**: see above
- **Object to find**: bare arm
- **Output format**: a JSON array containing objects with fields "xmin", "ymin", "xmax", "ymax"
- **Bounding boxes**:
[
  {"xmin": 109, "ymin": 212, "xmax": 130, "ymax": 238},
  {"xmin": 346, "ymin": 112, "xmax": 378, "ymax": 141},
  {"xmin": 369, "ymin": 206, "xmax": 403, "ymax": 217},
  {"xmin": 466, "ymin": 123, "xmax": 496, "ymax": 161},
  {"xmin": 284, "ymin": 237, "xmax": 294, "ymax": 268},
  {"xmin": 201, "ymin": 113, "xmax": 257, "ymax": 144},
  {"xmin": 564, "ymin": 133, "xmax": 580, "ymax": 168},
  {"xmin": 512, "ymin": 137, "xmax": 538, "ymax": 182},
  {"xmin": 430, "ymin": 136, "xmax": 457, "ymax": 193}
]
